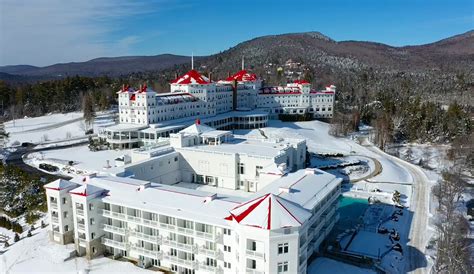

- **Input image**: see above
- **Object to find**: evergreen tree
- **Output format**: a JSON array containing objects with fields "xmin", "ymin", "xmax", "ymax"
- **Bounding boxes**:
[{"xmin": 82, "ymin": 92, "xmax": 96, "ymax": 129}]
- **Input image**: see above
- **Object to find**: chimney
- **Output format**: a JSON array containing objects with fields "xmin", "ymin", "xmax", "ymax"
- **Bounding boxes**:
[
  {"xmin": 232, "ymin": 80, "xmax": 238, "ymax": 110},
  {"xmin": 279, "ymin": 186, "xmax": 291, "ymax": 194},
  {"xmin": 208, "ymin": 72, "xmax": 212, "ymax": 82},
  {"xmin": 195, "ymin": 118, "xmax": 201, "ymax": 125},
  {"xmin": 227, "ymin": 71, "xmax": 231, "ymax": 78},
  {"xmin": 175, "ymin": 72, "xmax": 179, "ymax": 79},
  {"xmin": 304, "ymin": 168, "xmax": 316, "ymax": 175}
]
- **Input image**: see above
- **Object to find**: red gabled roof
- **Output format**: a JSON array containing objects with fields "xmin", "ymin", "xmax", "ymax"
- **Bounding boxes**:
[
  {"xmin": 226, "ymin": 193, "xmax": 311, "ymax": 230},
  {"xmin": 293, "ymin": 80, "xmax": 310, "ymax": 85},
  {"xmin": 225, "ymin": 70, "xmax": 257, "ymax": 82},
  {"xmin": 171, "ymin": 70, "xmax": 210, "ymax": 85}
]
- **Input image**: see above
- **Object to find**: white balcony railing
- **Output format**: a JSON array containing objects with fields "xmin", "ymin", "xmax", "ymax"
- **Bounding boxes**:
[
  {"xmin": 162, "ymin": 238, "xmax": 196, "ymax": 253},
  {"xmin": 163, "ymin": 254, "xmax": 198, "ymax": 269},
  {"xmin": 50, "ymin": 202, "xmax": 58, "ymax": 210},
  {"xmin": 176, "ymin": 226, "xmax": 194, "ymax": 235},
  {"xmin": 132, "ymin": 246, "xmax": 163, "ymax": 259},
  {"xmin": 102, "ymin": 209, "xmax": 126, "ymax": 220},
  {"xmin": 76, "ymin": 209, "xmax": 84, "ymax": 216},
  {"xmin": 246, "ymin": 268, "xmax": 264, "ymax": 274},
  {"xmin": 103, "ymin": 224, "xmax": 126, "ymax": 235},
  {"xmin": 129, "ymin": 231, "xmax": 162, "ymax": 244},
  {"xmin": 195, "ymin": 231, "xmax": 213, "ymax": 240},
  {"xmin": 77, "ymin": 223, "xmax": 85, "ymax": 231},
  {"xmin": 102, "ymin": 238, "xmax": 126, "ymax": 250},
  {"xmin": 51, "ymin": 216, "xmax": 59, "ymax": 223},
  {"xmin": 246, "ymin": 249, "xmax": 265, "ymax": 259}
]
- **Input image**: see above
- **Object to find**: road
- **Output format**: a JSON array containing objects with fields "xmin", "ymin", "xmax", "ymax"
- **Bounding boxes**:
[
  {"xmin": 9, "ymin": 116, "xmax": 84, "ymax": 134},
  {"xmin": 366, "ymin": 145, "xmax": 430, "ymax": 274}
]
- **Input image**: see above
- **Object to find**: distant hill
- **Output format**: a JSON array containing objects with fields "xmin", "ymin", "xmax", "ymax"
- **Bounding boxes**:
[
  {"xmin": 1, "ymin": 30, "xmax": 473, "ymax": 104},
  {"xmin": 0, "ymin": 54, "xmax": 197, "ymax": 78}
]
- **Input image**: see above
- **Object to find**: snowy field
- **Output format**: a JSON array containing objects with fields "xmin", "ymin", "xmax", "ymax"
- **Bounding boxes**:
[{"xmin": 3, "ymin": 112, "xmax": 115, "ymax": 146}]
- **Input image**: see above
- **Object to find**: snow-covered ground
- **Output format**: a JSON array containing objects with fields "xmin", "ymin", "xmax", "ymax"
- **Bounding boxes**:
[
  {"xmin": 3, "ymin": 112, "xmax": 115, "ymax": 146},
  {"xmin": 1, "ymin": 218, "xmax": 155, "ymax": 274},
  {"xmin": 308, "ymin": 257, "xmax": 376, "ymax": 274}
]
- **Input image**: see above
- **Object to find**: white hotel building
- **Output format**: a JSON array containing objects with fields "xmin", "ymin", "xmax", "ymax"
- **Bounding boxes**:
[
  {"xmin": 99, "ymin": 68, "xmax": 336, "ymax": 149},
  {"xmin": 46, "ymin": 122, "xmax": 342, "ymax": 274}
]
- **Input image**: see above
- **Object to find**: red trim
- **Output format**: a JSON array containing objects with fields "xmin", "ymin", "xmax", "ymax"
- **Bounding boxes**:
[
  {"xmin": 45, "ymin": 187, "xmax": 61, "ymax": 191},
  {"xmin": 275, "ymin": 198, "xmax": 302, "ymax": 225},
  {"xmin": 231, "ymin": 193, "xmax": 269, "ymax": 211},
  {"xmin": 259, "ymin": 92, "xmax": 302, "ymax": 95},
  {"xmin": 233, "ymin": 194, "xmax": 269, "ymax": 223},
  {"xmin": 267, "ymin": 196, "xmax": 272, "ymax": 229},
  {"xmin": 224, "ymin": 215, "xmax": 233, "ymax": 221}
]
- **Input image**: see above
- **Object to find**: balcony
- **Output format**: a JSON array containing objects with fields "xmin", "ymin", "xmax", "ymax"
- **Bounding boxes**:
[
  {"xmin": 130, "ymin": 230, "xmax": 162, "ymax": 244},
  {"xmin": 159, "ymin": 222, "xmax": 176, "ymax": 231},
  {"xmin": 142, "ymin": 218, "xmax": 159, "ymax": 227},
  {"xmin": 199, "ymin": 263, "xmax": 223, "ymax": 274},
  {"xmin": 162, "ymin": 238, "xmax": 197, "ymax": 253},
  {"xmin": 195, "ymin": 231, "xmax": 213, "ymax": 240},
  {"xmin": 246, "ymin": 268, "xmax": 264, "ymax": 274},
  {"xmin": 76, "ymin": 209, "xmax": 84, "ymax": 216},
  {"xmin": 126, "ymin": 215, "xmax": 142, "ymax": 223},
  {"xmin": 51, "ymin": 216, "xmax": 59, "ymax": 223},
  {"xmin": 103, "ymin": 224, "xmax": 126, "ymax": 235},
  {"xmin": 52, "ymin": 226, "xmax": 60, "ymax": 232},
  {"xmin": 132, "ymin": 245, "xmax": 163, "ymax": 259},
  {"xmin": 102, "ymin": 238, "xmax": 127, "ymax": 250},
  {"xmin": 214, "ymin": 233, "xmax": 223, "ymax": 244},
  {"xmin": 176, "ymin": 226, "xmax": 194, "ymax": 235},
  {"xmin": 246, "ymin": 249, "xmax": 265, "ymax": 259},
  {"xmin": 77, "ymin": 223, "xmax": 85, "ymax": 231},
  {"xmin": 102, "ymin": 209, "xmax": 126, "ymax": 220},
  {"xmin": 50, "ymin": 202, "xmax": 58, "ymax": 210},
  {"xmin": 163, "ymin": 254, "xmax": 198, "ymax": 269}
]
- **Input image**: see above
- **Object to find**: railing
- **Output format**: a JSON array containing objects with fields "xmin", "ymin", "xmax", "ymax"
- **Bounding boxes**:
[
  {"xmin": 52, "ymin": 226, "xmax": 60, "ymax": 232},
  {"xmin": 132, "ymin": 245, "xmax": 163, "ymax": 259},
  {"xmin": 77, "ymin": 223, "xmax": 85, "ymax": 231},
  {"xmin": 246, "ymin": 249, "xmax": 265, "ymax": 259},
  {"xmin": 162, "ymin": 238, "xmax": 197, "ymax": 253},
  {"xmin": 76, "ymin": 209, "xmax": 84, "ymax": 216},
  {"xmin": 177, "ymin": 226, "xmax": 194, "ymax": 235},
  {"xmin": 199, "ymin": 263, "xmax": 219, "ymax": 273},
  {"xmin": 142, "ymin": 218, "xmax": 159, "ymax": 227},
  {"xmin": 78, "ymin": 238, "xmax": 88, "ymax": 247},
  {"xmin": 195, "ymin": 231, "xmax": 213, "ymax": 240},
  {"xmin": 159, "ymin": 222, "xmax": 177, "ymax": 231},
  {"xmin": 246, "ymin": 268, "xmax": 264, "ymax": 274},
  {"xmin": 102, "ymin": 209, "xmax": 126, "ymax": 220},
  {"xmin": 51, "ymin": 216, "xmax": 59, "ymax": 223},
  {"xmin": 214, "ymin": 233, "xmax": 223, "ymax": 244},
  {"xmin": 102, "ymin": 238, "xmax": 127, "ymax": 250},
  {"xmin": 50, "ymin": 202, "xmax": 58, "ymax": 210},
  {"xmin": 103, "ymin": 224, "xmax": 126, "ymax": 235},
  {"xmin": 163, "ymin": 254, "xmax": 198, "ymax": 269},
  {"xmin": 126, "ymin": 215, "xmax": 142, "ymax": 223},
  {"xmin": 129, "ymin": 231, "xmax": 162, "ymax": 244}
]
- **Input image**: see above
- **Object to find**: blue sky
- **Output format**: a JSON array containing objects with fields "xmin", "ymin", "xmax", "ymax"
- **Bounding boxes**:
[{"xmin": 1, "ymin": 0, "xmax": 473, "ymax": 66}]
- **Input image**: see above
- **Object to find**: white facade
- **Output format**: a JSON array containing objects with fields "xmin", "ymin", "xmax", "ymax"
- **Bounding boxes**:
[
  {"xmin": 100, "ymin": 69, "xmax": 335, "ymax": 149},
  {"xmin": 46, "ymin": 124, "xmax": 342, "ymax": 274}
]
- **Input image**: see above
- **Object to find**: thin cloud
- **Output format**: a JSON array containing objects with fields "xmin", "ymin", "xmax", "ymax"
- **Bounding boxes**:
[{"xmin": 0, "ymin": 0, "xmax": 171, "ymax": 66}]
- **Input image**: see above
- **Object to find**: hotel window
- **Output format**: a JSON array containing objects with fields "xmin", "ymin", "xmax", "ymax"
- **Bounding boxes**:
[
  {"xmin": 224, "ymin": 245, "xmax": 231, "ymax": 252},
  {"xmin": 238, "ymin": 163, "xmax": 245, "ymax": 174},
  {"xmin": 62, "ymin": 198, "xmax": 67, "ymax": 204},
  {"xmin": 255, "ymin": 166, "xmax": 263, "ymax": 177},
  {"xmin": 63, "ymin": 211, "xmax": 68, "ymax": 218},
  {"xmin": 277, "ymin": 262, "xmax": 289, "ymax": 273},
  {"xmin": 89, "ymin": 203, "xmax": 94, "ymax": 211},
  {"xmin": 223, "ymin": 228, "xmax": 231, "ymax": 235},
  {"xmin": 224, "ymin": 262, "xmax": 231, "ymax": 268},
  {"xmin": 278, "ymin": 243, "xmax": 289, "ymax": 254},
  {"xmin": 90, "ymin": 218, "xmax": 95, "ymax": 225}
]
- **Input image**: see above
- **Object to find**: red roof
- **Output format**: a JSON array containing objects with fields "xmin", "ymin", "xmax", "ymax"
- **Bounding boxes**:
[
  {"xmin": 293, "ymin": 80, "xmax": 310, "ymax": 85},
  {"xmin": 225, "ymin": 70, "xmax": 257, "ymax": 82},
  {"xmin": 171, "ymin": 70, "xmax": 210, "ymax": 85}
]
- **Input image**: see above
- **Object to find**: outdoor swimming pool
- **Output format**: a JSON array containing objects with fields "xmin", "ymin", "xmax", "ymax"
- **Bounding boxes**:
[{"xmin": 336, "ymin": 196, "xmax": 369, "ymax": 229}]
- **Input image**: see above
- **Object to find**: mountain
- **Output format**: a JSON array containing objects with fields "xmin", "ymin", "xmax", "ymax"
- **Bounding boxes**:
[
  {"xmin": 1, "ymin": 30, "xmax": 473, "ymax": 104},
  {"xmin": 0, "ymin": 54, "xmax": 196, "ymax": 78}
]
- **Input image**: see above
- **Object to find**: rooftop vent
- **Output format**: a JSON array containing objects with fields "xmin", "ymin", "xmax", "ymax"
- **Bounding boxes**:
[
  {"xmin": 204, "ymin": 193, "xmax": 217, "ymax": 203},
  {"xmin": 138, "ymin": 182, "xmax": 151, "ymax": 191},
  {"xmin": 279, "ymin": 186, "xmax": 292, "ymax": 194},
  {"xmin": 304, "ymin": 168, "xmax": 316, "ymax": 175}
]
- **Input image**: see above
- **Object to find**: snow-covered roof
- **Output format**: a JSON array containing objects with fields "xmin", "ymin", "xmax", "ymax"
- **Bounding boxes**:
[
  {"xmin": 69, "ymin": 183, "xmax": 106, "ymax": 197},
  {"xmin": 44, "ymin": 179, "xmax": 80, "ymax": 191},
  {"xmin": 227, "ymin": 193, "xmax": 311, "ymax": 230},
  {"xmin": 171, "ymin": 70, "xmax": 210, "ymax": 85},
  {"xmin": 200, "ymin": 130, "xmax": 231, "ymax": 138},
  {"xmin": 179, "ymin": 120, "xmax": 215, "ymax": 135},
  {"xmin": 225, "ymin": 70, "xmax": 258, "ymax": 82},
  {"xmin": 255, "ymin": 169, "xmax": 342, "ymax": 211}
]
